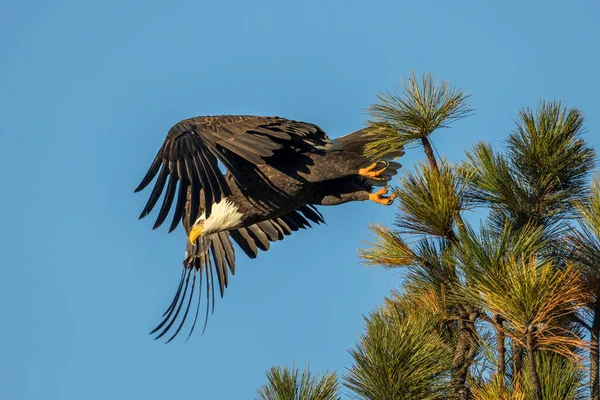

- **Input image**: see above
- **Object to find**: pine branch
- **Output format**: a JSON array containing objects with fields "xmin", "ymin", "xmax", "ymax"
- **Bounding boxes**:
[
  {"xmin": 257, "ymin": 364, "xmax": 340, "ymax": 400},
  {"xmin": 364, "ymin": 71, "xmax": 473, "ymax": 160},
  {"xmin": 344, "ymin": 296, "xmax": 451, "ymax": 400}
]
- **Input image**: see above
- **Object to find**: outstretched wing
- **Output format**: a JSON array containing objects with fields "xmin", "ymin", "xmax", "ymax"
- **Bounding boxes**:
[
  {"xmin": 150, "ymin": 205, "xmax": 325, "ymax": 343},
  {"xmin": 135, "ymin": 115, "xmax": 332, "ymax": 231}
]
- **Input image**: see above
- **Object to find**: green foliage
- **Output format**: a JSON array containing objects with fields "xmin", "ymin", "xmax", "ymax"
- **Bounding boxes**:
[
  {"xmin": 405, "ymin": 238, "xmax": 456, "ymax": 291},
  {"xmin": 463, "ymin": 101, "xmax": 595, "ymax": 231},
  {"xmin": 522, "ymin": 352, "xmax": 586, "ymax": 400},
  {"xmin": 360, "ymin": 225, "xmax": 452, "ymax": 283},
  {"xmin": 451, "ymin": 222, "xmax": 549, "ymax": 311},
  {"xmin": 256, "ymin": 364, "xmax": 340, "ymax": 400},
  {"xmin": 344, "ymin": 296, "xmax": 451, "ymax": 400},
  {"xmin": 568, "ymin": 174, "xmax": 600, "ymax": 309},
  {"xmin": 574, "ymin": 174, "xmax": 600, "ymax": 238},
  {"xmin": 357, "ymin": 93, "xmax": 595, "ymax": 398},
  {"xmin": 471, "ymin": 256, "xmax": 586, "ymax": 358},
  {"xmin": 260, "ymin": 75, "xmax": 597, "ymax": 400},
  {"xmin": 471, "ymin": 376, "xmax": 528, "ymax": 400},
  {"xmin": 463, "ymin": 142, "xmax": 534, "ymax": 229},
  {"xmin": 472, "ymin": 353, "xmax": 585, "ymax": 400},
  {"xmin": 394, "ymin": 160, "xmax": 470, "ymax": 237},
  {"xmin": 364, "ymin": 71, "xmax": 473, "ymax": 160},
  {"xmin": 455, "ymin": 222, "xmax": 547, "ymax": 280},
  {"xmin": 507, "ymin": 102, "xmax": 594, "ymax": 207},
  {"xmin": 359, "ymin": 223, "xmax": 418, "ymax": 268}
]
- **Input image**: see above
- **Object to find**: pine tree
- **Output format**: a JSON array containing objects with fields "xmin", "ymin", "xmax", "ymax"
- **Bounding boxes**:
[{"xmin": 259, "ymin": 73, "xmax": 597, "ymax": 400}]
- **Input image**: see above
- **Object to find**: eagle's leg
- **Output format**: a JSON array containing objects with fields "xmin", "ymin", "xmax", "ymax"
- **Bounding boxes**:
[
  {"xmin": 314, "ymin": 176, "xmax": 396, "ymax": 206},
  {"xmin": 369, "ymin": 187, "xmax": 396, "ymax": 205},
  {"xmin": 318, "ymin": 191, "xmax": 369, "ymax": 205},
  {"xmin": 358, "ymin": 161, "xmax": 389, "ymax": 180}
]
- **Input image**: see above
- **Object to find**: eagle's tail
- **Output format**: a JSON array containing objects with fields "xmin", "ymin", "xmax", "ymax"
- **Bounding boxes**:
[
  {"xmin": 332, "ymin": 128, "xmax": 405, "ymax": 187},
  {"xmin": 331, "ymin": 128, "xmax": 405, "ymax": 161}
]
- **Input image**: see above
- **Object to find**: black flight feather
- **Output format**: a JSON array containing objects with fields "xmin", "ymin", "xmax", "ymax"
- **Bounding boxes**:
[
  {"xmin": 134, "ymin": 153, "xmax": 162, "ymax": 193},
  {"xmin": 169, "ymin": 177, "xmax": 187, "ymax": 232},
  {"xmin": 153, "ymin": 173, "xmax": 178, "ymax": 230},
  {"xmin": 138, "ymin": 163, "xmax": 168, "ymax": 219},
  {"xmin": 165, "ymin": 272, "xmax": 197, "ymax": 344}
]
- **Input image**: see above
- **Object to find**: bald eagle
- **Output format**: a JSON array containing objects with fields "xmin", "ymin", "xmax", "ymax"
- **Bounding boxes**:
[{"xmin": 136, "ymin": 116, "xmax": 404, "ymax": 342}]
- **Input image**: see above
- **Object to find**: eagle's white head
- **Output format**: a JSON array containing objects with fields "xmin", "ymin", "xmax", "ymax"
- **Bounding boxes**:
[{"xmin": 188, "ymin": 198, "xmax": 243, "ymax": 243}]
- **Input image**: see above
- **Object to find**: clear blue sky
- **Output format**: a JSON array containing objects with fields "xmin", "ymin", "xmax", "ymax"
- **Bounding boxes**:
[{"xmin": 2, "ymin": 0, "xmax": 599, "ymax": 399}]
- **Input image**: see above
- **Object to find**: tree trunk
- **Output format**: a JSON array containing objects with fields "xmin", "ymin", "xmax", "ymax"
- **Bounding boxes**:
[
  {"xmin": 493, "ymin": 314, "xmax": 505, "ymax": 389},
  {"xmin": 511, "ymin": 341, "xmax": 524, "ymax": 384},
  {"xmin": 526, "ymin": 328, "xmax": 542, "ymax": 400},
  {"xmin": 451, "ymin": 315, "xmax": 477, "ymax": 399},
  {"xmin": 591, "ymin": 308, "xmax": 600, "ymax": 400},
  {"xmin": 421, "ymin": 136, "xmax": 439, "ymax": 171},
  {"xmin": 420, "ymin": 132, "xmax": 475, "ymax": 399},
  {"xmin": 451, "ymin": 331, "xmax": 471, "ymax": 399}
]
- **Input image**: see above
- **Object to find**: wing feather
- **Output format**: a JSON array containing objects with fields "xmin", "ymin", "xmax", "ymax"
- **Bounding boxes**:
[
  {"xmin": 191, "ymin": 156, "xmax": 212, "ymax": 217},
  {"xmin": 274, "ymin": 217, "xmax": 293, "ymax": 235},
  {"xmin": 151, "ymin": 207, "xmax": 325, "ymax": 342},
  {"xmin": 138, "ymin": 164, "xmax": 169, "ymax": 219},
  {"xmin": 165, "ymin": 273, "xmax": 197, "ymax": 344},
  {"xmin": 297, "ymin": 205, "xmax": 326, "ymax": 225},
  {"xmin": 134, "ymin": 154, "xmax": 162, "ymax": 193},
  {"xmin": 256, "ymin": 220, "xmax": 282, "ymax": 241},
  {"xmin": 216, "ymin": 139, "xmax": 268, "ymax": 165},
  {"xmin": 229, "ymin": 228, "xmax": 259, "ymax": 259},
  {"xmin": 153, "ymin": 174, "xmax": 178, "ymax": 230},
  {"xmin": 247, "ymin": 225, "xmax": 271, "ymax": 252},
  {"xmin": 136, "ymin": 115, "xmax": 332, "ymax": 231},
  {"xmin": 137, "ymin": 116, "xmax": 336, "ymax": 342},
  {"xmin": 169, "ymin": 178, "xmax": 187, "ymax": 232},
  {"xmin": 210, "ymin": 236, "xmax": 228, "ymax": 296},
  {"xmin": 218, "ymin": 231, "xmax": 236, "ymax": 275}
]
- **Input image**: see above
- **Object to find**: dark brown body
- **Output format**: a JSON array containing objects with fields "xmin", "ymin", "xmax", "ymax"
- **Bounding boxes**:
[{"xmin": 226, "ymin": 149, "xmax": 371, "ymax": 226}]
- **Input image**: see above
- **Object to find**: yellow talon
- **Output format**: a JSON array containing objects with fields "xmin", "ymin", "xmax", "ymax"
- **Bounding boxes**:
[
  {"xmin": 369, "ymin": 187, "xmax": 396, "ymax": 205},
  {"xmin": 359, "ymin": 162, "xmax": 388, "ymax": 180}
]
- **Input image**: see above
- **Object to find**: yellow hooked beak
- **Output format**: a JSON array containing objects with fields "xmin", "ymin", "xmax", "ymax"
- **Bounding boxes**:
[{"xmin": 189, "ymin": 223, "xmax": 203, "ymax": 244}]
